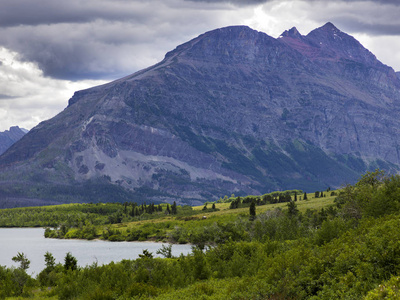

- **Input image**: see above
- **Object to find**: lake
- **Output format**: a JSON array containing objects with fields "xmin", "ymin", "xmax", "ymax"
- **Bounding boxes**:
[{"xmin": 0, "ymin": 228, "xmax": 192, "ymax": 275}]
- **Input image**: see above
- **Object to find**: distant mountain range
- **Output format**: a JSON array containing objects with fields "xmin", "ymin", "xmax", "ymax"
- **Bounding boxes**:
[
  {"xmin": 0, "ymin": 126, "xmax": 27, "ymax": 155},
  {"xmin": 1, "ymin": 22, "xmax": 400, "ymax": 208}
]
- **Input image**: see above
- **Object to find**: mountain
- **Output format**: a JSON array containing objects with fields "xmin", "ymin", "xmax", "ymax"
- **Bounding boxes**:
[
  {"xmin": 0, "ymin": 126, "xmax": 27, "ymax": 156},
  {"xmin": 1, "ymin": 23, "xmax": 400, "ymax": 208}
]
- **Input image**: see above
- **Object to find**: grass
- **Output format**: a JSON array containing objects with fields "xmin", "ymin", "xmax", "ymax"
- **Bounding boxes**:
[{"xmin": 103, "ymin": 191, "xmax": 338, "ymax": 242}]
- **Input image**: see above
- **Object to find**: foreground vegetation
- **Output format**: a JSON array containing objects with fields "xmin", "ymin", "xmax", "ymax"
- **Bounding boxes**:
[{"xmin": 1, "ymin": 170, "xmax": 400, "ymax": 299}]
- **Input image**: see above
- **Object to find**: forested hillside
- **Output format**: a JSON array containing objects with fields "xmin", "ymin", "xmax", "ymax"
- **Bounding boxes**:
[{"xmin": 1, "ymin": 170, "xmax": 400, "ymax": 299}]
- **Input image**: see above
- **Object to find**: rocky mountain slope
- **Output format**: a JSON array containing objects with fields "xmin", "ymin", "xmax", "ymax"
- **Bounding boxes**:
[
  {"xmin": 0, "ymin": 126, "xmax": 27, "ymax": 155},
  {"xmin": 1, "ymin": 23, "xmax": 400, "ymax": 207}
]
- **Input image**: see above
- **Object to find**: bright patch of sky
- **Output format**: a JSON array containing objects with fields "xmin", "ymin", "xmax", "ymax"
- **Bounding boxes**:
[{"xmin": 0, "ymin": 47, "xmax": 106, "ymax": 130}]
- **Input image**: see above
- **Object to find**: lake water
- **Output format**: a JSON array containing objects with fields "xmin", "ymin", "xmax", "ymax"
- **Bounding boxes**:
[{"xmin": 0, "ymin": 228, "xmax": 192, "ymax": 275}]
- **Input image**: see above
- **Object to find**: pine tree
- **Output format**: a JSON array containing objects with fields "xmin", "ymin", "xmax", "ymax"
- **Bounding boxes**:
[
  {"xmin": 64, "ymin": 252, "xmax": 77, "ymax": 271},
  {"xmin": 287, "ymin": 200, "xmax": 299, "ymax": 217},
  {"xmin": 249, "ymin": 200, "xmax": 256, "ymax": 221},
  {"xmin": 304, "ymin": 192, "xmax": 308, "ymax": 200},
  {"xmin": 171, "ymin": 201, "xmax": 177, "ymax": 214}
]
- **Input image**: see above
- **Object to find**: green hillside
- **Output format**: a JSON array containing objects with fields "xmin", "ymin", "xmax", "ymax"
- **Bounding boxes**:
[{"xmin": 1, "ymin": 170, "xmax": 400, "ymax": 299}]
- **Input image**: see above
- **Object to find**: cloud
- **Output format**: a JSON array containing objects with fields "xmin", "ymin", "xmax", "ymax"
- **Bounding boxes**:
[
  {"xmin": 1, "ymin": 0, "xmax": 400, "ymax": 81},
  {"xmin": 244, "ymin": 0, "xmax": 400, "ymax": 71},
  {"xmin": 0, "ymin": 0, "xmax": 256, "ymax": 80},
  {"xmin": 0, "ymin": 47, "xmax": 106, "ymax": 131}
]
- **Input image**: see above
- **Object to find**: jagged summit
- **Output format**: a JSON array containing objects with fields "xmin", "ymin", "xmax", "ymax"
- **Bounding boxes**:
[
  {"xmin": 0, "ymin": 126, "xmax": 27, "ymax": 156},
  {"xmin": 280, "ymin": 27, "xmax": 302, "ymax": 39},
  {"xmin": 1, "ymin": 23, "xmax": 400, "ymax": 208},
  {"xmin": 320, "ymin": 22, "xmax": 341, "ymax": 32}
]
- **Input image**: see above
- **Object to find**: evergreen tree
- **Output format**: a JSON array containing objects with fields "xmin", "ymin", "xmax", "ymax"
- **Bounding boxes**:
[
  {"xmin": 287, "ymin": 200, "xmax": 299, "ymax": 217},
  {"xmin": 12, "ymin": 252, "xmax": 30, "ymax": 271},
  {"xmin": 64, "ymin": 252, "xmax": 77, "ymax": 271},
  {"xmin": 249, "ymin": 200, "xmax": 256, "ymax": 221},
  {"xmin": 304, "ymin": 192, "xmax": 308, "ymax": 200},
  {"xmin": 156, "ymin": 244, "xmax": 172, "ymax": 258},
  {"xmin": 44, "ymin": 252, "xmax": 56, "ymax": 271},
  {"xmin": 285, "ymin": 192, "xmax": 292, "ymax": 202},
  {"xmin": 171, "ymin": 201, "xmax": 177, "ymax": 215},
  {"xmin": 294, "ymin": 192, "xmax": 297, "ymax": 201},
  {"xmin": 139, "ymin": 249, "xmax": 153, "ymax": 259},
  {"xmin": 212, "ymin": 203, "xmax": 216, "ymax": 210}
]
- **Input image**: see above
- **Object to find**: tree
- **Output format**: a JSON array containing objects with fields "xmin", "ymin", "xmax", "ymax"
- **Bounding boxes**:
[
  {"xmin": 139, "ymin": 249, "xmax": 153, "ymax": 259},
  {"xmin": 212, "ymin": 203, "xmax": 216, "ymax": 210},
  {"xmin": 287, "ymin": 200, "xmax": 299, "ymax": 217},
  {"xmin": 156, "ymin": 244, "xmax": 172, "ymax": 258},
  {"xmin": 64, "ymin": 252, "xmax": 77, "ymax": 271},
  {"xmin": 249, "ymin": 200, "xmax": 256, "ymax": 221},
  {"xmin": 294, "ymin": 192, "xmax": 297, "ymax": 201},
  {"xmin": 171, "ymin": 201, "xmax": 177, "ymax": 215},
  {"xmin": 315, "ymin": 191, "xmax": 320, "ymax": 198},
  {"xmin": 304, "ymin": 192, "xmax": 308, "ymax": 200},
  {"xmin": 12, "ymin": 252, "xmax": 30, "ymax": 271},
  {"xmin": 44, "ymin": 252, "xmax": 56, "ymax": 271}
]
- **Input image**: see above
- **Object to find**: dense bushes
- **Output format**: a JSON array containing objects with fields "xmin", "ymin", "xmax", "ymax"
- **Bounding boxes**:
[{"xmin": 2, "ymin": 170, "xmax": 400, "ymax": 299}]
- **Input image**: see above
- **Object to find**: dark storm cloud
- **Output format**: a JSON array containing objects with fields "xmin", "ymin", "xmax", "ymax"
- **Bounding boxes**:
[
  {"xmin": 185, "ymin": 0, "xmax": 400, "ymax": 4},
  {"xmin": 0, "ymin": 0, "xmax": 149, "ymax": 27},
  {"xmin": 334, "ymin": 19, "xmax": 400, "ymax": 36},
  {"xmin": 1, "ymin": 0, "xmax": 400, "ymax": 81},
  {"xmin": 0, "ymin": 0, "xmax": 229, "ymax": 80},
  {"xmin": 184, "ymin": 0, "xmax": 266, "ymax": 4}
]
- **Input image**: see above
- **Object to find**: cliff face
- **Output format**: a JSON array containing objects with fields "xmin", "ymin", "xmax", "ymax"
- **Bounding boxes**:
[
  {"xmin": 1, "ymin": 23, "xmax": 400, "ymax": 207},
  {"xmin": 0, "ymin": 126, "xmax": 27, "ymax": 156}
]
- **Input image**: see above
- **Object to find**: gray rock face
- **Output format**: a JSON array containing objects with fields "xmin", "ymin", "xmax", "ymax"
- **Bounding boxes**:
[
  {"xmin": 1, "ymin": 23, "xmax": 400, "ymax": 207},
  {"xmin": 0, "ymin": 126, "xmax": 27, "ymax": 155}
]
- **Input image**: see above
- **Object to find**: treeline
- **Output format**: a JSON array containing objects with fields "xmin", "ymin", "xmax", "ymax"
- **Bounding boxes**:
[
  {"xmin": 43, "ymin": 201, "xmax": 192, "ymax": 241},
  {"xmin": 0, "ymin": 201, "xmax": 182, "ymax": 228},
  {"xmin": 2, "ymin": 170, "xmax": 400, "ymax": 299},
  {"xmin": 218, "ymin": 189, "xmax": 303, "ymax": 204}
]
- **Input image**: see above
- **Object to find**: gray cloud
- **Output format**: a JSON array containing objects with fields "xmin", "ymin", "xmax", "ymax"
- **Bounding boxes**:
[
  {"xmin": 1, "ymin": 0, "xmax": 400, "ymax": 81},
  {"xmin": 0, "ymin": 0, "xmax": 246, "ymax": 80},
  {"xmin": 0, "ymin": 0, "xmax": 151, "ymax": 27}
]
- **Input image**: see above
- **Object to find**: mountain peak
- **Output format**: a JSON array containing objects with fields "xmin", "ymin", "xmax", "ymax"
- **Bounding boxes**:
[
  {"xmin": 163, "ymin": 25, "xmax": 277, "ymax": 64},
  {"xmin": 0, "ymin": 126, "xmax": 27, "ymax": 156},
  {"xmin": 320, "ymin": 22, "xmax": 340, "ymax": 32},
  {"xmin": 280, "ymin": 27, "xmax": 302, "ymax": 39}
]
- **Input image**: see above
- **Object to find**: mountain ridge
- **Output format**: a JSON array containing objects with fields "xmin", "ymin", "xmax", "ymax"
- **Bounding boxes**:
[
  {"xmin": 1, "ymin": 23, "xmax": 400, "ymax": 208},
  {"xmin": 0, "ymin": 126, "xmax": 27, "ymax": 156}
]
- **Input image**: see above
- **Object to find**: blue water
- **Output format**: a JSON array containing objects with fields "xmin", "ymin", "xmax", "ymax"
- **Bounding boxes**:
[{"xmin": 0, "ymin": 228, "xmax": 192, "ymax": 275}]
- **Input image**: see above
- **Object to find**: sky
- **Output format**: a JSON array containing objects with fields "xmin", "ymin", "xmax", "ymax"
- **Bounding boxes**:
[{"xmin": 1, "ymin": 0, "xmax": 400, "ymax": 131}]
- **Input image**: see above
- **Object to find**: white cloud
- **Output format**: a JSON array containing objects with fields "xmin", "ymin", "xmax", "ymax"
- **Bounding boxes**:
[
  {"xmin": 243, "ymin": 0, "xmax": 400, "ymax": 71},
  {"xmin": 0, "ymin": 47, "xmax": 106, "ymax": 131}
]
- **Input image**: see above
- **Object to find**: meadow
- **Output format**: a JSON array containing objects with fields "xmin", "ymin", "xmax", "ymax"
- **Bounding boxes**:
[{"xmin": 1, "ymin": 170, "xmax": 399, "ymax": 299}]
